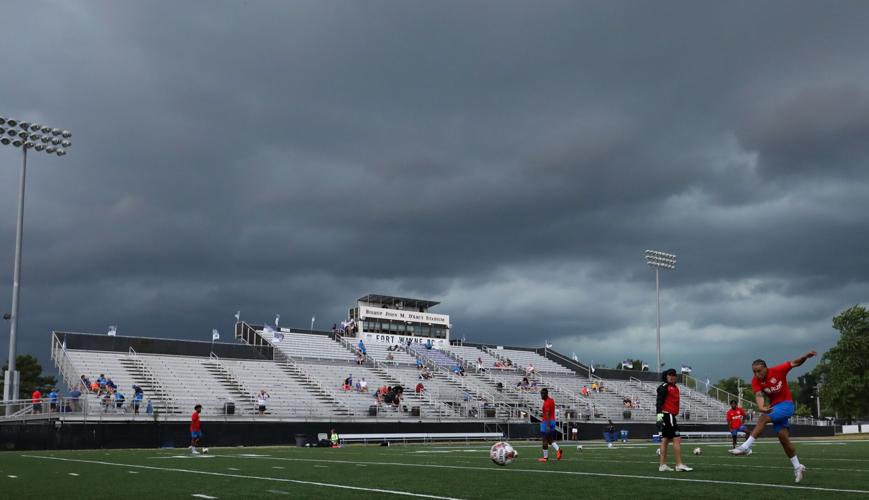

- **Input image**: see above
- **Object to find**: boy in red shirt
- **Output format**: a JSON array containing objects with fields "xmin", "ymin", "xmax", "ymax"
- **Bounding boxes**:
[
  {"xmin": 729, "ymin": 350, "xmax": 816, "ymax": 483},
  {"xmin": 726, "ymin": 400, "xmax": 748, "ymax": 449},
  {"xmin": 537, "ymin": 388, "xmax": 562, "ymax": 462},
  {"xmin": 190, "ymin": 404, "xmax": 208, "ymax": 454}
]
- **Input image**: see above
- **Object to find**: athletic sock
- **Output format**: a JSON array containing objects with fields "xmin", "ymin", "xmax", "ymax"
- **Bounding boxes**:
[
  {"xmin": 790, "ymin": 455, "xmax": 801, "ymax": 469},
  {"xmin": 741, "ymin": 436, "xmax": 755, "ymax": 449},
  {"xmin": 551, "ymin": 443, "xmax": 560, "ymax": 451},
  {"xmin": 543, "ymin": 449, "xmax": 549, "ymax": 459}
]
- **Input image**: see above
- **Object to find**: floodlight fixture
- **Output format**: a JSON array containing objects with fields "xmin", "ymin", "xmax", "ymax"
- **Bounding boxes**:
[
  {"xmin": 0, "ymin": 113, "xmax": 73, "ymax": 409},
  {"xmin": 645, "ymin": 249, "xmax": 678, "ymax": 375}
]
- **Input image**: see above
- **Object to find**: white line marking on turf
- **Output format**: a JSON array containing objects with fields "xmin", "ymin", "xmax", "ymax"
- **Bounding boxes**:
[
  {"xmin": 192, "ymin": 495, "xmax": 218, "ymax": 499},
  {"xmin": 267, "ymin": 490, "xmax": 289, "ymax": 495},
  {"xmin": 128, "ymin": 471, "xmax": 139, "ymax": 474},
  {"xmin": 68, "ymin": 473, "xmax": 79, "ymax": 476},
  {"xmin": 7, "ymin": 475, "xmax": 17, "ymax": 478},
  {"xmin": 227, "ymin": 468, "xmax": 241, "ymax": 471},
  {"xmin": 20, "ymin": 455, "xmax": 465, "ymax": 500},
  {"xmin": 272, "ymin": 466, "xmax": 284, "ymax": 469},
  {"xmin": 229, "ymin": 455, "xmax": 869, "ymax": 495},
  {"xmin": 314, "ymin": 465, "xmax": 328, "ymax": 468}
]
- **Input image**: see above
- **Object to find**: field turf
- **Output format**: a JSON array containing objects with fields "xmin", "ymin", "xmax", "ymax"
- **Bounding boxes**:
[{"xmin": 1, "ymin": 437, "xmax": 867, "ymax": 499}]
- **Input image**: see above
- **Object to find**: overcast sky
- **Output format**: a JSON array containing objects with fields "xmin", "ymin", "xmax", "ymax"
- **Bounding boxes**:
[{"xmin": 2, "ymin": 1, "xmax": 868, "ymax": 383}]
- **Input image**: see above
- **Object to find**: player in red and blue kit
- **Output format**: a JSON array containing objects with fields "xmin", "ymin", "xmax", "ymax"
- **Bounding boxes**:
[
  {"xmin": 726, "ymin": 400, "xmax": 748, "ymax": 449},
  {"xmin": 537, "ymin": 388, "xmax": 562, "ymax": 462},
  {"xmin": 729, "ymin": 350, "xmax": 816, "ymax": 484},
  {"xmin": 190, "ymin": 404, "xmax": 205, "ymax": 454},
  {"xmin": 656, "ymin": 368, "xmax": 692, "ymax": 472}
]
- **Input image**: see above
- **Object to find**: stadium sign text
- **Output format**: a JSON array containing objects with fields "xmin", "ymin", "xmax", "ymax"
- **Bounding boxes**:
[{"xmin": 358, "ymin": 306, "xmax": 449, "ymax": 326}]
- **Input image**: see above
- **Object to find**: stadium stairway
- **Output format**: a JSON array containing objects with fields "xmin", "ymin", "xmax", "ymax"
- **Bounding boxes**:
[{"xmin": 203, "ymin": 358, "xmax": 256, "ymax": 411}]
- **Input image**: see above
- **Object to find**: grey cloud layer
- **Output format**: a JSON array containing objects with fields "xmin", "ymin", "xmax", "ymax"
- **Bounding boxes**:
[{"xmin": 1, "ymin": 1, "xmax": 867, "ymax": 381}]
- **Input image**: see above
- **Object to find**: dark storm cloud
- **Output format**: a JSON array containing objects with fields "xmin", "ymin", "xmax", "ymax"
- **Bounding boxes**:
[{"xmin": 1, "ymin": 1, "xmax": 868, "ymax": 381}]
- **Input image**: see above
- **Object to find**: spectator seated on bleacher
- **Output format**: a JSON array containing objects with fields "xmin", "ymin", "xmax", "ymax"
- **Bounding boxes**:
[
  {"xmin": 355, "ymin": 352, "xmax": 364, "ymax": 365},
  {"xmin": 505, "ymin": 358, "xmax": 514, "ymax": 367},
  {"xmin": 476, "ymin": 357, "xmax": 486, "ymax": 373},
  {"xmin": 106, "ymin": 378, "xmax": 117, "ymax": 392},
  {"xmin": 358, "ymin": 378, "xmax": 368, "ymax": 392},
  {"xmin": 385, "ymin": 351, "xmax": 395, "ymax": 363},
  {"xmin": 517, "ymin": 377, "xmax": 531, "ymax": 391},
  {"xmin": 80, "ymin": 374, "xmax": 91, "ymax": 391},
  {"xmin": 97, "ymin": 374, "xmax": 107, "ymax": 395},
  {"xmin": 132, "ymin": 390, "xmax": 143, "ymax": 414},
  {"xmin": 384, "ymin": 386, "xmax": 403, "ymax": 407},
  {"xmin": 257, "ymin": 390, "xmax": 270, "ymax": 414},
  {"xmin": 114, "ymin": 391, "xmax": 125, "ymax": 411},
  {"xmin": 357, "ymin": 339, "xmax": 367, "ymax": 355},
  {"xmin": 89, "ymin": 381, "xmax": 99, "ymax": 393},
  {"xmin": 524, "ymin": 364, "xmax": 536, "ymax": 376},
  {"xmin": 67, "ymin": 386, "xmax": 82, "ymax": 412},
  {"xmin": 452, "ymin": 364, "xmax": 465, "ymax": 376},
  {"xmin": 343, "ymin": 374, "xmax": 353, "ymax": 391},
  {"xmin": 591, "ymin": 382, "xmax": 599, "ymax": 392},
  {"xmin": 420, "ymin": 367, "xmax": 432, "ymax": 380},
  {"xmin": 494, "ymin": 360, "xmax": 505, "ymax": 369},
  {"xmin": 415, "ymin": 382, "xmax": 425, "ymax": 394}
]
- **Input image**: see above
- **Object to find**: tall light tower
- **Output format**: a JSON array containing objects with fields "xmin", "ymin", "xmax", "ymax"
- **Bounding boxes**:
[
  {"xmin": 1, "ymin": 115, "xmax": 71, "ymax": 406},
  {"xmin": 645, "ymin": 249, "xmax": 676, "ymax": 374}
]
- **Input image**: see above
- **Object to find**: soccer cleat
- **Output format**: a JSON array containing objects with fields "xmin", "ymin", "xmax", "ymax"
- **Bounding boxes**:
[
  {"xmin": 203, "ymin": 448, "xmax": 209, "ymax": 454},
  {"xmin": 794, "ymin": 464, "xmax": 806, "ymax": 483},
  {"xmin": 659, "ymin": 464, "xmax": 674, "ymax": 472},
  {"xmin": 191, "ymin": 449, "xmax": 200, "ymax": 455},
  {"xmin": 728, "ymin": 447, "xmax": 751, "ymax": 456},
  {"xmin": 556, "ymin": 449, "xmax": 563, "ymax": 461},
  {"xmin": 537, "ymin": 458, "xmax": 548, "ymax": 462},
  {"xmin": 675, "ymin": 464, "xmax": 693, "ymax": 472}
]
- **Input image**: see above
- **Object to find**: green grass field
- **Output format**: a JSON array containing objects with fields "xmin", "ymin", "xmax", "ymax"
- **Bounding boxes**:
[{"xmin": 1, "ymin": 437, "xmax": 867, "ymax": 499}]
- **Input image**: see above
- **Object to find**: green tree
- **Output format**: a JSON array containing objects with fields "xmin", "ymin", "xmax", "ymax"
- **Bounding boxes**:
[
  {"xmin": 817, "ymin": 305, "xmax": 869, "ymax": 419},
  {"xmin": 0, "ymin": 354, "xmax": 57, "ymax": 399}
]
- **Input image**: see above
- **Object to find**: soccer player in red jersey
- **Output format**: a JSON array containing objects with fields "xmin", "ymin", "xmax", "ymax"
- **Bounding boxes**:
[
  {"xmin": 537, "ymin": 388, "xmax": 562, "ymax": 462},
  {"xmin": 726, "ymin": 400, "xmax": 748, "ymax": 449},
  {"xmin": 656, "ymin": 368, "xmax": 692, "ymax": 472},
  {"xmin": 190, "ymin": 404, "xmax": 206, "ymax": 454},
  {"xmin": 729, "ymin": 350, "xmax": 816, "ymax": 483}
]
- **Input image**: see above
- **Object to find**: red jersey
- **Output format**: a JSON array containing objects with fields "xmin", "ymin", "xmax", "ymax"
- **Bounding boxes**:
[
  {"xmin": 752, "ymin": 362, "xmax": 793, "ymax": 406},
  {"xmin": 190, "ymin": 411, "xmax": 201, "ymax": 432},
  {"xmin": 541, "ymin": 397, "xmax": 556, "ymax": 422},
  {"xmin": 31, "ymin": 390, "xmax": 42, "ymax": 403},
  {"xmin": 726, "ymin": 407, "xmax": 746, "ymax": 430},
  {"xmin": 656, "ymin": 383, "xmax": 679, "ymax": 415}
]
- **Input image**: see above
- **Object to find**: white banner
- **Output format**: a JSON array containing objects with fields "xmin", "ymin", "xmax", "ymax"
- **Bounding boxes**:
[
  {"xmin": 360, "ymin": 332, "xmax": 448, "ymax": 348},
  {"xmin": 358, "ymin": 305, "xmax": 449, "ymax": 326}
]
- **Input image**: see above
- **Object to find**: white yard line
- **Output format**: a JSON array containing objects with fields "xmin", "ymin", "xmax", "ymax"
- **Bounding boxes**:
[
  {"xmin": 226, "ymin": 455, "xmax": 869, "ymax": 495},
  {"xmin": 191, "ymin": 495, "xmax": 218, "ymax": 499},
  {"xmin": 20, "ymin": 455, "xmax": 465, "ymax": 500}
]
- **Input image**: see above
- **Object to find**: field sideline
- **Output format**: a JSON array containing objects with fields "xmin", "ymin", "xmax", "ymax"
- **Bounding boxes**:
[{"xmin": 1, "ymin": 437, "xmax": 867, "ymax": 499}]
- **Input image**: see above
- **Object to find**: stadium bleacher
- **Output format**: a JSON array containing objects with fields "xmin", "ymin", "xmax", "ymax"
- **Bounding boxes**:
[{"xmin": 43, "ymin": 328, "xmax": 743, "ymax": 425}]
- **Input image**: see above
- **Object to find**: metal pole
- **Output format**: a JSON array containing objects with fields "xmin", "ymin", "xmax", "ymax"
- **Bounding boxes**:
[
  {"xmin": 655, "ymin": 267, "xmax": 661, "ymax": 374},
  {"xmin": 5, "ymin": 147, "xmax": 27, "ymax": 404},
  {"xmin": 816, "ymin": 385, "xmax": 821, "ymax": 418}
]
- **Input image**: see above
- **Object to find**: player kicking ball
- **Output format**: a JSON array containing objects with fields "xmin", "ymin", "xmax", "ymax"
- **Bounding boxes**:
[
  {"xmin": 656, "ymin": 368, "xmax": 692, "ymax": 472},
  {"xmin": 729, "ymin": 351, "xmax": 816, "ymax": 483},
  {"xmin": 537, "ymin": 388, "xmax": 562, "ymax": 462}
]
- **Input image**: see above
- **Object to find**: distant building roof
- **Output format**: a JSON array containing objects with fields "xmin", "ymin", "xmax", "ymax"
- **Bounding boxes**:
[{"xmin": 357, "ymin": 294, "xmax": 440, "ymax": 310}]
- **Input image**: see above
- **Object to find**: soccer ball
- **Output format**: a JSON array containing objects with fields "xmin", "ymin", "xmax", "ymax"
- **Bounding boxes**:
[
  {"xmin": 576, "ymin": 444, "xmax": 583, "ymax": 451},
  {"xmin": 490, "ymin": 442, "xmax": 518, "ymax": 466},
  {"xmin": 692, "ymin": 447, "xmax": 702, "ymax": 455},
  {"xmin": 203, "ymin": 448, "xmax": 209, "ymax": 454},
  {"xmin": 656, "ymin": 448, "xmax": 661, "ymax": 456}
]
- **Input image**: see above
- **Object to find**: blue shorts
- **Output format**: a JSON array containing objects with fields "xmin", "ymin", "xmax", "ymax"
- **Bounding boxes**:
[
  {"xmin": 730, "ymin": 425, "xmax": 747, "ymax": 437},
  {"xmin": 768, "ymin": 401, "xmax": 794, "ymax": 433},
  {"xmin": 191, "ymin": 431, "xmax": 202, "ymax": 439},
  {"xmin": 540, "ymin": 420, "xmax": 556, "ymax": 437}
]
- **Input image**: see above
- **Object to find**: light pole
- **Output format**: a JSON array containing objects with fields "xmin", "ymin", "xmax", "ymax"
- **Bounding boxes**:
[
  {"xmin": 1, "ymin": 115, "xmax": 71, "ymax": 406},
  {"xmin": 645, "ymin": 249, "xmax": 676, "ymax": 375}
]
